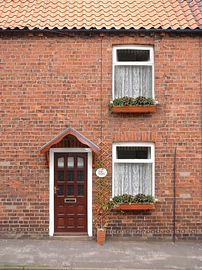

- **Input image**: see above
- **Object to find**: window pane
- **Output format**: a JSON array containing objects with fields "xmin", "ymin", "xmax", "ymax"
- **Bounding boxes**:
[
  {"xmin": 67, "ymin": 185, "xmax": 74, "ymax": 196},
  {"xmin": 114, "ymin": 66, "xmax": 152, "ymax": 98},
  {"xmin": 58, "ymin": 171, "xmax": 64, "ymax": 181},
  {"xmin": 114, "ymin": 163, "xmax": 152, "ymax": 196},
  {"xmin": 77, "ymin": 171, "xmax": 84, "ymax": 182},
  {"xmin": 58, "ymin": 185, "xmax": 64, "ymax": 196},
  {"xmin": 77, "ymin": 157, "xmax": 84, "ymax": 168},
  {"xmin": 67, "ymin": 157, "xmax": 74, "ymax": 168},
  {"xmin": 117, "ymin": 146, "xmax": 151, "ymax": 159},
  {"xmin": 68, "ymin": 171, "xmax": 74, "ymax": 182},
  {"xmin": 78, "ymin": 185, "xmax": 84, "ymax": 196},
  {"xmin": 57, "ymin": 157, "xmax": 64, "ymax": 168},
  {"xmin": 117, "ymin": 49, "xmax": 150, "ymax": 62}
]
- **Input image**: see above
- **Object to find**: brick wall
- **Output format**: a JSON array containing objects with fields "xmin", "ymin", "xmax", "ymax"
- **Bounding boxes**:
[{"xmin": 0, "ymin": 32, "xmax": 201, "ymax": 239}]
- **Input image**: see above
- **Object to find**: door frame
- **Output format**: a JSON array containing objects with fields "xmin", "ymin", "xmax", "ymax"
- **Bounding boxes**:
[{"xmin": 49, "ymin": 148, "xmax": 93, "ymax": 237}]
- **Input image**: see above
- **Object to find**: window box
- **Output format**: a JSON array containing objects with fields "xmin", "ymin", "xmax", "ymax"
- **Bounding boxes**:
[
  {"xmin": 111, "ymin": 194, "xmax": 156, "ymax": 211},
  {"xmin": 109, "ymin": 96, "xmax": 158, "ymax": 114},
  {"xmin": 111, "ymin": 105, "xmax": 157, "ymax": 113},
  {"xmin": 114, "ymin": 203, "xmax": 155, "ymax": 211}
]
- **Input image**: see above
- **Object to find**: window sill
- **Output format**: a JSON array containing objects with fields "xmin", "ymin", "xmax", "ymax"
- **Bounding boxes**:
[
  {"xmin": 113, "ymin": 203, "xmax": 155, "ymax": 211},
  {"xmin": 111, "ymin": 105, "xmax": 157, "ymax": 113}
]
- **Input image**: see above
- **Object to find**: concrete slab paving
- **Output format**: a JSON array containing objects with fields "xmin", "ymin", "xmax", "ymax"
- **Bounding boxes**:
[{"xmin": 0, "ymin": 239, "xmax": 201, "ymax": 270}]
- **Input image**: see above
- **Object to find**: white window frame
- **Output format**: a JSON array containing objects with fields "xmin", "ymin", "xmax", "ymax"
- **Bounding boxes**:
[
  {"xmin": 112, "ymin": 45, "xmax": 154, "ymax": 100},
  {"xmin": 112, "ymin": 142, "xmax": 155, "ymax": 197}
]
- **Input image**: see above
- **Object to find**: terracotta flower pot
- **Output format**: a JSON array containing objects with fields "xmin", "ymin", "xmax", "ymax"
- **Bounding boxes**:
[{"xmin": 97, "ymin": 228, "xmax": 106, "ymax": 245}]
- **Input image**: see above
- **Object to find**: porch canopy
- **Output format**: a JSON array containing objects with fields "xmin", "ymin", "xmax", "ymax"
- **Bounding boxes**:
[{"xmin": 40, "ymin": 127, "xmax": 100, "ymax": 154}]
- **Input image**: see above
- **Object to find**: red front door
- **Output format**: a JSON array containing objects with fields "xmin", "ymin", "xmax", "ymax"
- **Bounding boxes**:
[{"xmin": 54, "ymin": 153, "xmax": 87, "ymax": 233}]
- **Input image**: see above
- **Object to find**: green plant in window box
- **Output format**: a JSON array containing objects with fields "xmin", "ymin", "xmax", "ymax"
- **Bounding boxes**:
[
  {"xmin": 111, "ymin": 194, "xmax": 156, "ymax": 210},
  {"xmin": 109, "ymin": 96, "xmax": 158, "ymax": 113},
  {"xmin": 110, "ymin": 96, "xmax": 156, "ymax": 107},
  {"xmin": 112, "ymin": 193, "xmax": 155, "ymax": 204}
]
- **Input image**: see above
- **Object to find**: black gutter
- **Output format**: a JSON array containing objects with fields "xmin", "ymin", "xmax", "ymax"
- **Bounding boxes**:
[{"xmin": 0, "ymin": 28, "xmax": 202, "ymax": 35}]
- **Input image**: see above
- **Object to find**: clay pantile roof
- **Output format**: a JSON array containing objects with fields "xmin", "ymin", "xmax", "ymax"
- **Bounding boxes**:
[{"xmin": 0, "ymin": 0, "xmax": 201, "ymax": 31}]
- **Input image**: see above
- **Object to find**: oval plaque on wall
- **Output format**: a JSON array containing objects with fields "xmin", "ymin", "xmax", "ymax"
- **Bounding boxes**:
[{"xmin": 96, "ymin": 168, "xmax": 108, "ymax": 178}]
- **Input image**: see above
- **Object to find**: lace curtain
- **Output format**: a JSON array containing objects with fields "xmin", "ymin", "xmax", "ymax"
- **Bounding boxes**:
[
  {"xmin": 114, "ymin": 65, "xmax": 152, "ymax": 98},
  {"xmin": 114, "ymin": 163, "xmax": 152, "ymax": 196}
]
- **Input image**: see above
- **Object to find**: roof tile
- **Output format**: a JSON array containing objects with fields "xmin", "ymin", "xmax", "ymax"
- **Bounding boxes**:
[{"xmin": 0, "ymin": 0, "xmax": 201, "ymax": 30}]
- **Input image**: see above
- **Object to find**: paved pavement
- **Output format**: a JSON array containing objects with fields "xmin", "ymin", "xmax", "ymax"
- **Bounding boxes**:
[{"xmin": 0, "ymin": 238, "xmax": 201, "ymax": 270}]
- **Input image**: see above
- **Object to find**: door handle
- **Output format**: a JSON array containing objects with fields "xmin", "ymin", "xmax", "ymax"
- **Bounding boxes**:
[{"xmin": 54, "ymin": 187, "xmax": 59, "ymax": 194}]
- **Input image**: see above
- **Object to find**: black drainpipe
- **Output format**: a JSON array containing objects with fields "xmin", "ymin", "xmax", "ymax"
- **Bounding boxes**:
[{"xmin": 173, "ymin": 147, "xmax": 177, "ymax": 242}]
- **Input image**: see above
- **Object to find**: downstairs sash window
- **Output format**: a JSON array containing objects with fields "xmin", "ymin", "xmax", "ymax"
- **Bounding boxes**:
[{"xmin": 112, "ymin": 143, "xmax": 155, "ymax": 196}]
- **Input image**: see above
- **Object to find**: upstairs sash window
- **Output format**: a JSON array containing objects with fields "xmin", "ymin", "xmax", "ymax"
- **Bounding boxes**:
[{"xmin": 113, "ymin": 46, "xmax": 154, "ymax": 99}]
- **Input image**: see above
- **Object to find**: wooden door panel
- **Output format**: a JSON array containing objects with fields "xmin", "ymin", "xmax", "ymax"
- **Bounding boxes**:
[
  {"xmin": 77, "ymin": 218, "xmax": 85, "ymax": 227},
  {"xmin": 67, "ymin": 217, "xmax": 75, "ymax": 226},
  {"xmin": 57, "ymin": 206, "xmax": 65, "ymax": 215},
  {"xmin": 54, "ymin": 153, "xmax": 87, "ymax": 233},
  {"xmin": 58, "ymin": 217, "xmax": 65, "ymax": 228},
  {"xmin": 77, "ymin": 205, "xmax": 85, "ymax": 214}
]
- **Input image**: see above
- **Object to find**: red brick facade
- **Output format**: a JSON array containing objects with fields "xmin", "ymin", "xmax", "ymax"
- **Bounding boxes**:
[{"xmin": 0, "ymin": 32, "xmax": 201, "ymax": 239}]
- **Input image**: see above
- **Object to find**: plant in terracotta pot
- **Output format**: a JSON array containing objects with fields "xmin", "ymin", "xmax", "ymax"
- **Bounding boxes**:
[
  {"xmin": 93, "ymin": 177, "xmax": 115, "ymax": 245},
  {"xmin": 94, "ymin": 200, "xmax": 114, "ymax": 245}
]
